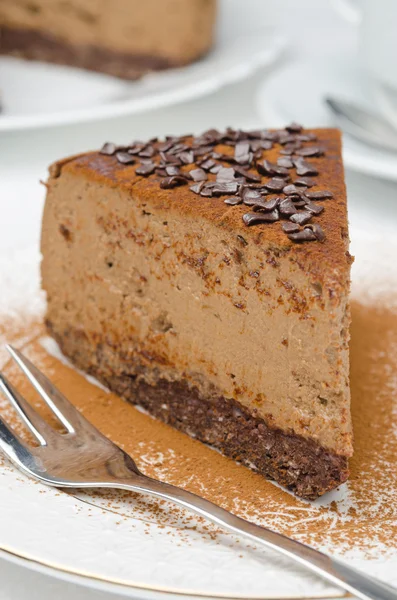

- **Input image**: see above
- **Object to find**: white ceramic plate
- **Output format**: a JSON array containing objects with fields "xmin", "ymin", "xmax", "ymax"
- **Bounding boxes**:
[
  {"xmin": 1, "ymin": 216, "xmax": 396, "ymax": 599},
  {"xmin": 0, "ymin": 23, "xmax": 285, "ymax": 132},
  {"xmin": 0, "ymin": 465, "xmax": 345, "ymax": 600},
  {"xmin": 255, "ymin": 55, "xmax": 397, "ymax": 182}
]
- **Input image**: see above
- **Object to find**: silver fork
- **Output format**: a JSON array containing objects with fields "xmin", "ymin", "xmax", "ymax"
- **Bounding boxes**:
[{"xmin": 0, "ymin": 345, "xmax": 395, "ymax": 600}]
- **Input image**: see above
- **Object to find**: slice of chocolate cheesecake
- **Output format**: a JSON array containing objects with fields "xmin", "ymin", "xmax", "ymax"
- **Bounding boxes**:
[
  {"xmin": 0, "ymin": 0, "xmax": 216, "ymax": 79},
  {"xmin": 41, "ymin": 126, "xmax": 353, "ymax": 500}
]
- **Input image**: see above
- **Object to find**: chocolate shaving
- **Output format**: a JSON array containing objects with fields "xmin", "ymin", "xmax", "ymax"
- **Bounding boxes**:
[
  {"xmin": 195, "ymin": 146, "xmax": 216, "ymax": 156},
  {"xmin": 116, "ymin": 152, "xmax": 135, "ymax": 165},
  {"xmin": 261, "ymin": 130, "xmax": 280, "ymax": 141},
  {"xmin": 287, "ymin": 229, "xmax": 317, "ymax": 242},
  {"xmin": 282, "ymin": 222, "xmax": 300, "ymax": 234},
  {"xmin": 100, "ymin": 142, "xmax": 117, "ymax": 155},
  {"xmin": 202, "ymin": 128, "xmax": 220, "ymax": 142},
  {"xmin": 224, "ymin": 197, "xmax": 242, "ymax": 206},
  {"xmin": 160, "ymin": 176, "xmax": 187, "ymax": 189},
  {"xmin": 295, "ymin": 133, "xmax": 317, "ymax": 142},
  {"xmin": 294, "ymin": 158, "xmax": 319, "ymax": 176},
  {"xmin": 253, "ymin": 197, "xmax": 281, "ymax": 212},
  {"xmin": 272, "ymin": 166, "xmax": 290, "ymax": 177},
  {"xmin": 257, "ymin": 160, "xmax": 278, "ymax": 176},
  {"xmin": 279, "ymin": 146, "xmax": 296, "ymax": 156},
  {"xmin": 294, "ymin": 177, "xmax": 315, "ymax": 187},
  {"xmin": 189, "ymin": 168, "xmax": 207, "ymax": 182},
  {"xmin": 160, "ymin": 151, "xmax": 181, "ymax": 166},
  {"xmin": 166, "ymin": 166, "xmax": 181, "ymax": 176},
  {"xmin": 200, "ymin": 159, "xmax": 216, "ymax": 171},
  {"xmin": 264, "ymin": 178, "xmax": 286, "ymax": 192},
  {"xmin": 249, "ymin": 140, "xmax": 261, "ymax": 152},
  {"xmin": 259, "ymin": 140, "xmax": 273, "ymax": 150},
  {"xmin": 242, "ymin": 210, "xmax": 279, "ymax": 226},
  {"xmin": 290, "ymin": 197, "xmax": 307, "ymax": 208},
  {"xmin": 158, "ymin": 140, "xmax": 177, "ymax": 153},
  {"xmin": 305, "ymin": 190, "xmax": 334, "ymax": 200},
  {"xmin": 139, "ymin": 145, "xmax": 155, "ymax": 158},
  {"xmin": 279, "ymin": 133, "xmax": 299, "ymax": 145},
  {"xmin": 135, "ymin": 163, "xmax": 156, "ymax": 176},
  {"xmin": 190, "ymin": 182, "xmax": 205, "ymax": 195},
  {"xmin": 233, "ymin": 166, "xmax": 261, "ymax": 183},
  {"xmin": 305, "ymin": 200, "xmax": 324, "ymax": 215},
  {"xmin": 305, "ymin": 223, "xmax": 326, "ymax": 241},
  {"xmin": 277, "ymin": 157, "xmax": 294, "ymax": 169},
  {"xmin": 286, "ymin": 122, "xmax": 303, "ymax": 133},
  {"xmin": 128, "ymin": 144, "xmax": 145, "ymax": 155},
  {"xmin": 212, "ymin": 182, "xmax": 239, "ymax": 196},
  {"xmin": 234, "ymin": 141, "xmax": 250, "ymax": 164},
  {"xmin": 283, "ymin": 184, "xmax": 303, "ymax": 195},
  {"xmin": 200, "ymin": 184, "xmax": 214, "ymax": 197},
  {"xmin": 246, "ymin": 129, "xmax": 264, "ymax": 139},
  {"xmin": 290, "ymin": 211, "xmax": 313, "ymax": 225},
  {"xmin": 296, "ymin": 146, "xmax": 324, "ymax": 157},
  {"xmin": 168, "ymin": 143, "xmax": 189, "ymax": 155},
  {"xmin": 279, "ymin": 198, "xmax": 298, "ymax": 216},
  {"xmin": 179, "ymin": 151, "xmax": 194, "ymax": 165},
  {"xmin": 242, "ymin": 188, "xmax": 262, "ymax": 206},
  {"xmin": 217, "ymin": 167, "xmax": 236, "ymax": 183}
]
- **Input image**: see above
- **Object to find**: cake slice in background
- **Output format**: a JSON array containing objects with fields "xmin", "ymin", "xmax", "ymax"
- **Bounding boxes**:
[
  {"xmin": 41, "ymin": 126, "xmax": 353, "ymax": 500},
  {"xmin": 0, "ymin": 0, "xmax": 217, "ymax": 79}
]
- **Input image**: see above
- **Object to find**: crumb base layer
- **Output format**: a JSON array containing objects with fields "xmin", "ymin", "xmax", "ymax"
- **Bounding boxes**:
[
  {"xmin": 0, "ymin": 26, "xmax": 203, "ymax": 79},
  {"xmin": 47, "ymin": 322, "xmax": 349, "ymax": 500}
]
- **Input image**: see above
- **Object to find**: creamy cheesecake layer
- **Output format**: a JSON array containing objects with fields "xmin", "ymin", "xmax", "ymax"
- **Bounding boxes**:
[
  {"xmin": 0, "ymin": 0, "xmax": 216, "ymax": 75},
  {"xmin": 41, "ymin": 168, "xmax": 352, "ymax": 458}
]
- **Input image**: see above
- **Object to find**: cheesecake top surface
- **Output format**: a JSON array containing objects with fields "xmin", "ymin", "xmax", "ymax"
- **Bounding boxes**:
[{"xmin": 50, "ymin": 126, "xmax": 351, "ymax": 287}]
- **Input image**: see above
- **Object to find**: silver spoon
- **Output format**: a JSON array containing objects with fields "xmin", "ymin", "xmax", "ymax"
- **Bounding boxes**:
[{"xmin": 325, "ymin": 96, "xmax": 397, "ymax": 153}]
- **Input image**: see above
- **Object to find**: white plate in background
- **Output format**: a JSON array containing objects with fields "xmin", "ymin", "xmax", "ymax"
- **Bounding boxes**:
[
  {"xmin": 0, "ymin": 18, "xmax": 285, "ymax": 132},
  {"xmin": 255, "ymin": 55, "xmax": 397, "ymax": 182}
]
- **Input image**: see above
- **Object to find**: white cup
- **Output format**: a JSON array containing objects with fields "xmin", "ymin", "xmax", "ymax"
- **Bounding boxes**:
[{"xmin": 331, "ymin": 0, "xmax": 397, "ymax": 127}]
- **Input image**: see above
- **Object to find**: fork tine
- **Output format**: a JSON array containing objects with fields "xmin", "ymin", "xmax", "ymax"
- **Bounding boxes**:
[
  {"xmin": 6, "ymin": 345, "xmax": 77, "ymax": 434},
  {"xmin": 0, "ymin": 415, "xmax": 35, "ymax": 469},
  {"xmin": 0, "ymin": 373, "xmax": 55, "ymax": 446}
]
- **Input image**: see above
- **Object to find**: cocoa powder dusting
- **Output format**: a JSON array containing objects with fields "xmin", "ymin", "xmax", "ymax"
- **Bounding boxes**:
[{"xmin": 0, "ymin": 299, "xmax": 396, "ymax": 556}]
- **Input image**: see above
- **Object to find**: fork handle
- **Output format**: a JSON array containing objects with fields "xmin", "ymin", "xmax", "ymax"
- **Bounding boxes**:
[{"xmin": 117, "ymin": 476, "xmax": 397, "ymax": 600}]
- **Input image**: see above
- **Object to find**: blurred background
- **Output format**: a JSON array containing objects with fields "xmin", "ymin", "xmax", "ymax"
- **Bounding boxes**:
[
  {"xmin": 1, "ymin": 0, "xmax": 397, "ymax": 259},
  {"xmin": 0, "ymin": 0, "xmax": 397, "ymax": 597}
]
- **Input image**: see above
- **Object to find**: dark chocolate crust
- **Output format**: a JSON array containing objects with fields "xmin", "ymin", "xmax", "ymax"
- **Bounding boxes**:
[
  {"xmin": 47, "ymin": 321, "xmax": 349, "ymax": 500},
  {"xmin": 0, "ymin": 26, "xmax": 208, "ymax": 79}
]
